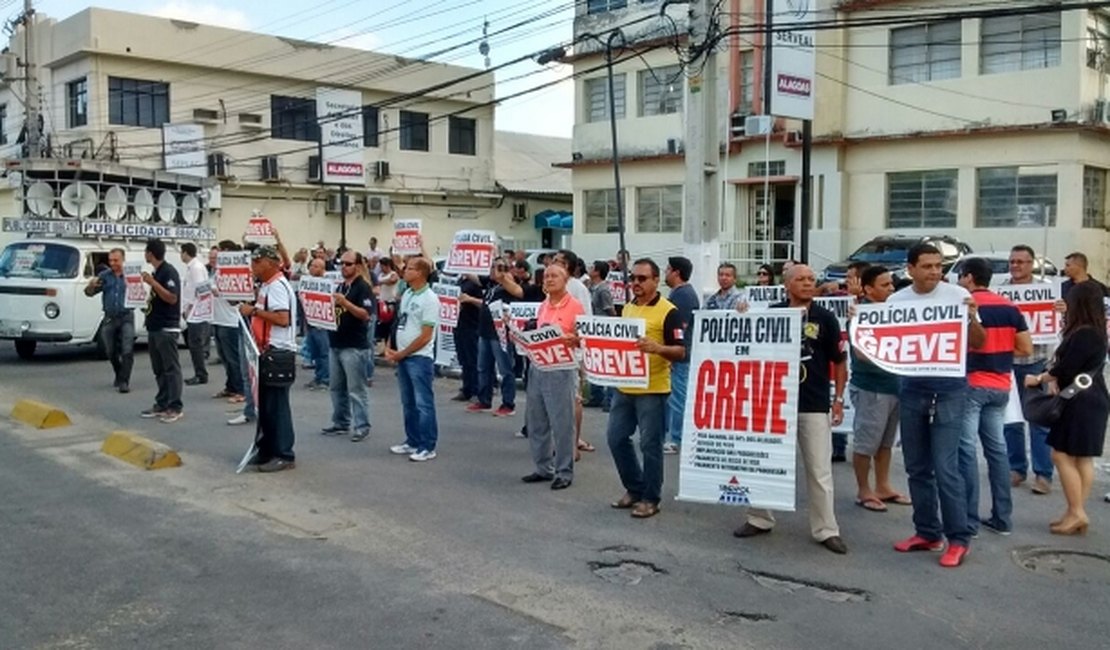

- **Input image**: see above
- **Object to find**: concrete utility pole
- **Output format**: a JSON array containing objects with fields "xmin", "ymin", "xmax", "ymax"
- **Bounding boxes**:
[
  {"xmin": 683, "ymin": 0, "xmax": 721, "ymax": 295},
  {"xmin": 22, "ymin": 0, "xmax": 40, "ymax": 158}
]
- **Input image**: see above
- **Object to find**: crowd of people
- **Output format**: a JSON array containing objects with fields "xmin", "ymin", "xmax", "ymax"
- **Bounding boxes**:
[{"xmin": 85, "ymin": 233, "xmax": 1108, "ymax": 565}]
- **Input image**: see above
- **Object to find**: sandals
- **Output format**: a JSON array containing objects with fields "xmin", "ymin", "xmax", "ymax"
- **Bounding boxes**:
[
  {"xmin": 577, "ymin": 440, "xmax": 596, "ymax": 452},
  {"xmin": 227, "ymin": 394, "xmax": 246, "ymax": 404},
  {"xmin": 855, "ymin": 497, "xmax": 887, "ymax": 513},
  {"xmin": 631, "ymin": 502, "xmax": 660, "ymax": 519},
  {"xmin": 879, "ymin": 493, "xmax": 912, "ymax": 506},
  {"xmin": 212, "ymin": 389, "xmax": 234, "ymax": 399}
]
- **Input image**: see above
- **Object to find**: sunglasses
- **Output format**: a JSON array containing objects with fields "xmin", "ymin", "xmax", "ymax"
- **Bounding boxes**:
[
  {"xmin": 630, "ymin": 274, "xmax": 652, "ymax": 283},
  {"xmin": 758, "ymin": 271, "xmax": 770, "ymax": 276},
  {"xmin": 341, "ymin": 261, "xmax": 357, "ymax": 267}
]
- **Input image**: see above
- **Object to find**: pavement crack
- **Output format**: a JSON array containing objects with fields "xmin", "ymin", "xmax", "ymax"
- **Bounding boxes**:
[
  {"xmin": 598, "ymin": 544, "xmax": 642, "ymax": 553},
  {"xmin": 719, "ymin": 610, "xmax": 777, "ymax": 623},
  {"xmin": 588, "ymin": 559, "xmax": 666, "ymax": 585},
  {"xmin": 738, "ymin": 563, "xmax": 871, "ymax": 603}
]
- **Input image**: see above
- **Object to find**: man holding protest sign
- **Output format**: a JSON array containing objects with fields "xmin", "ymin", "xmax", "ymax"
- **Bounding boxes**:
[
  {"xmin": 300, "ymin": 257, "xmax": 332, "ymax": 389},
  {"xmin": 471, "ymin": 260, "xmax": 525, "ymax": 417},
  {"xmin": 140, "ymin": 239, "xmax": 184, "ymax": 423},
  {"xmin": 211, "ymin": 241, "xmax": 246, "ymax": 402},
  {"xmin": 733, "ymin": 264, "xmax": 849, "ymax": 555},
  {"xmin": 84, "ymin": 247, "xmax": 134, "ymax": 393},
  {"xmin": 606, "ymin": 259, "xmax": 685, "ymax": 519},
  {"xmin": 322, "ymin": 251, "xmax": 373, "ymax": 442},
  {"xmin": 180, "ymin": 243, "xmax": 212, "ymax": 386}
]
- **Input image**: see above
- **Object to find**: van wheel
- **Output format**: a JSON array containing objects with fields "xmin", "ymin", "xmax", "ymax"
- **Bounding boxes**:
[{"xmin": 14, "ymin": 340, "xmax": 36, "ymax": 360}]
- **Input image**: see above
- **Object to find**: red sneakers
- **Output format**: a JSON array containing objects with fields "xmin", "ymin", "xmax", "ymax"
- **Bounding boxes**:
[
  {"xmin": 939, "ymin": 544, "xmax": 970, "ymax": 568},
  {"xmin": 492, "ymin": 405, "xmax": 516, "ymax": 417},
  {"xmin": 894, "ymin": 535, "xmax": 946, "ymax": 553},
  {"xmin": 465, "ymin": 403, "xmax": 491, "ymax": 413}
]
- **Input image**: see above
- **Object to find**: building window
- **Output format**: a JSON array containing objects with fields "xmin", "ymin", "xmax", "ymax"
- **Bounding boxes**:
[
  {"xmin": 887, "ymin": 170, "xmax": 958, "ymax": 228},
  {"xmin": 584, "ymin": 189, "xmax": 621, "ymax": 233},
  {"xmin": 976, "ymin": 167, "xmax": 1057, "ymax": 228},
  {"xmin": 448, "ymin": 116, "xmax": 476, "ymax": 155},
  {"xmin": 270, "ymin": 95, "xmax": 318, "ymax": 142},
  {"xmin": 639, "ymin": 66, "xmax": 682, "ymax": 116},
  {"xmin": 1087, "ymin": 11, "xmax": 1110, "ymax": 69},
  {"xmin": 981, "ymin": 13, "xmax": 1061, "ymax": 74},
  {"xmin": 108, "ymin": 77, "xmax": 169, "ymax": 128},
  {"xmin": 738, "ymin": 50, "xmax": 755, "ymax": 114},
  {"xmin": 636, "ymin": 185, "xmax": 682, "ymax": 233},
  {"xmin": 362, "ymin": 106, "xmax": 379, "ymax": 147},
  {"xmin": 587, "ymin": 0, "xmax": 626, "ymax": 15},
  {"xmin": 749, "ymin": 160, "xmax": 786, "ymax": 177},
  {"xmin": 399, "ymin": 111, "xmax": 430, "ymax": 151},
  {"xmin": 1083, "ymin": 167, "xmax": 1107, "ymax": 228},
  {"xmin": 67, "ymin": 78, "xmax": 88, "ymax": 128},
  {"xmin": 585, "ymin": 74, "xmax": 625, "ymax": 123},
  {"xmin": 889, "ymin": 21, "xmax": 962, "ymax": 84},
  {"xmin": 0, "ymin": 104, "xmax": 6, "ymax": 145}
]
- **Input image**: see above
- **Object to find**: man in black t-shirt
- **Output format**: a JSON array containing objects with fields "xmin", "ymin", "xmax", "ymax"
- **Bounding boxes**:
[
  {"xmin": 321, "ymin": 250, "xmax": 374, "ymax": 442},
  {"xmin": 470, "ymin": 260, "xmax": 527, "ymax": 416},
  {"xmin": 452, "ymin": 274, "xmax": 485, "ymax": 401},
  {"xmin": 140, "ymin": 239, "xmax": 184, "ymax": 423},
  {"xmin": 734, "ymin": 264, "xmax": 849, "ymax": 555}
]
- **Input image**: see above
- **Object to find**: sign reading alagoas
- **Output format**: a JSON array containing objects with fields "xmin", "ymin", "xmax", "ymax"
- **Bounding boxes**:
[
  {"xmin": 849, "ymin": 302, "xmax": 968, "ymax": 377},
  {"xmin": 995, "ymin": 283, "xmax": 1061, "ymax": 345},
  {"xmin": 317, "ymin": 87, "xmax": 365, "ymax": 185},
  {"xmin": 576, "ymin": 316, "xmax": 649, "ymax": 389},
  {"xmin": 678, "ymin": 310, "xmax": 802, "ymax": 510},
  {"xmin": 444, "ymin": 230, "xmax": 497, "ymax": 275},
  {"xmin": 770, "ymin": 0, "xmax": 816, "ymax": 120}
]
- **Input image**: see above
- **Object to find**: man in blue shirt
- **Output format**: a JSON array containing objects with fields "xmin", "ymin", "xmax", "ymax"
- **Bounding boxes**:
[
  {"xmin": 662, "ymin": 256, "xmax": 700, "ymax": 454},
  {"xmin": 84, "ymin": 247, "xmax": 134, "ymax": 393}
]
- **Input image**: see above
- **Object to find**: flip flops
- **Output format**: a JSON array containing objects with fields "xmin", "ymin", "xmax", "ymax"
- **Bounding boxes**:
[
  {"xmin": 855, "ymin": 497, "xmax": 888, "ymax": 513},
  {"xmin": 880, "ymin": 493, "xmax": 912, "ymax": 506}
]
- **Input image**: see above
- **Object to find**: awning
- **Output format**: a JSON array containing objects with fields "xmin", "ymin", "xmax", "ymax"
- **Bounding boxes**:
[{"xmin": 534, "ymin": 209, "xmax": 574, "ymax": 230}]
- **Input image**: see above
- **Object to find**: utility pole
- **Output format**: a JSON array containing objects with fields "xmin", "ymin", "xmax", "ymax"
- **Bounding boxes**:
[
  {"xmin": 683, "ymin": 0, "xmax": 721, "ymax": 295},
  {"xmin": 22, "ymin": 0, "xmax": 40, "ymax": 158}
]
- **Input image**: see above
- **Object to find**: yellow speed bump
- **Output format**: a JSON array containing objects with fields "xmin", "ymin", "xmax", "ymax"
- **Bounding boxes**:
[
  {"xmin": 101, "ymin": 431, "xmax": 182, "ymax": 470},
  {"xmin": 10, "ymin": 399, "xmax": 72, "ymax": 429}
]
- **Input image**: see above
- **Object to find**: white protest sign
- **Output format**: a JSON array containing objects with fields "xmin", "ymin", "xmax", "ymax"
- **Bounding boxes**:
[
  {"xmin": 392, "ymin": 219, "xmax": 422, "ymax": 256},
  {"xmin": 995, "ymin": 283, "xmax": 1062, "ymax": 345},
  {"xmin": 850, "ymin": 302, "xmax": 968, "ymax": 377},
  {"xmin": 743, "ymin": 285, "xmax": 786, "ymax": 308},
  {"xmin": 123, "ymin": 262, "xmax": 148, "ymax": 309},
  {"xmin": 435, "ymin": 323, "xmax": 457, "ymax": 368},
  {"xmin": 236, "ymin": 318, "xmax": 260, "ymax": 474},
  {"xmin": 814, "ymin": 295, "xmax": 853, "ymax": 330},
  {"xmin": 510, "ymin": 324, "xmax": 578, "ymax": 371},
  {"xmin": 186, "ymin": 282, "xmax": 213, "ymax": 323},
  {"xmin": 434, "ymin": 283, "xmax": 460, "ymax": 328},
  {"xmin": 444, "ymin": 230, "xmax": 497, "ymax": 275},
  {"xmin": 12, "ymin": 250, "xmax": 36, "ymax": 273},
  {"xmin": 243, "ymin": 216, "xmax": 276, "ymax": 246},
  {"xmin": 678, "ymin": 310, "xmax": 802, "ymax": 510},
  {"xmin": 607, "ymin": 271, "xmax": 627, "ymax": 306},
  {"xmin": 489, "ymin": 299, "xmax": 509, "ymax": 352},
  {"xmin": 215, "ymin": 252, "xmax": 255, "ymax": 301},
  {"xmin": 508, "ymin": 302, "xmax": 541, "ymax": 330},
  {"xmin": 299, "ymin": 276, "xmax": 337, "ymax": 331},
  {"xmin": 576, "ymin": 316, "xmax": 649, "ymax": 389}
]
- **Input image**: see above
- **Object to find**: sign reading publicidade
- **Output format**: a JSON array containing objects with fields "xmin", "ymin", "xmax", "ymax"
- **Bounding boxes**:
[
  {"xmin": 769, "ymin": 0, "xmax": 816, "ymax": 120},
  {"xmin": 678, "ymin": 310, "xmax": 802, "ymax": 510},
  {"xmin": 849, "ymin": 302, "xmax": 968, "ymax": 377},
  {"xmin": 317, "ymin": 87, "xmax": 365, "ymax": 185}
]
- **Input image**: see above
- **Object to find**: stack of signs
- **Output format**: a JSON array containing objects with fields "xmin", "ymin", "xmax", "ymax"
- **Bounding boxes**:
[
  {"xmin": 607, "ymin": 270, "xmax": 628, "ymax": 306},
  {"xmin": 443, "ymin": 230, "xmax": 497, "ymax": 275},
  {"xmin": 215, "ymin": 252, "xmax": 255, "ymax": 301},
  {"xmin": 510, "ymin": 325, "xmax": 578, "ymax": 371},
  {"xmin": 575, "ymin": 316, "xmax": 649, "ymax": 389},
  {"xmin": 743, "ymin": 285, "xmax": 786, "ymax": 309},
  {"xmin": 678, "ymin": 310, "xmax": 802, "ymax": 510},
  {"xmin": 123, "ymin": 262, "xmax": 148, "ymax": 309},
  {"xmin": 849, "ymin": 302, "xmax": 968, "ymax": 377},
  {"xmin": 995, "ymin": 283, "xmax": 1062, "ymax": 344},
  {"xmin": 433, "ymin": 283, "xmax": 460, "ymax": 367},
  {"xmin": 299, "ymin": 276, "xmax": 338, "ymax": 331},
  {"xmin": 243, "ymin": 216, "xmax": 276, "ymax": 246},
  {"xmin": 187, "ymin": 282, "xmax": 214, "ymax": 323},
  {"xmin": 392, "ymin": 219, "xmax": 422, "ymax": 256}
]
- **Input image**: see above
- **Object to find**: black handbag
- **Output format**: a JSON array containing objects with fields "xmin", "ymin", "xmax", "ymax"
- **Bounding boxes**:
[
  {"xmin": 259, "ymin": 347, "xmax": 296, "ymax": 387},
  {"xmin": 1021, "ymin": 373, "xmax": 1094, "ymax": 427}
]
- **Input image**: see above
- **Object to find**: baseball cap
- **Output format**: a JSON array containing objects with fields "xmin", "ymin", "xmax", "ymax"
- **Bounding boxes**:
[{"xmin": 251, "ymin": 245, "xmax": 280, "ymax": 261}]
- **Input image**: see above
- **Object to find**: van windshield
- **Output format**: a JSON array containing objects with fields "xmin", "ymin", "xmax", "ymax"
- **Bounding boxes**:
[{"xmin": 0, "ymin": 242, "xmax": 81, "ymax": 279}]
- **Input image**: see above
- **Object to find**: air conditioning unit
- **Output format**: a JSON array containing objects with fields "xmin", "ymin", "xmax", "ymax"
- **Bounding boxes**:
[
  {"xmin": 260, "ymin": 155, "xmax": 280, "ymax": 182},
  {"xmin": 326, "ymin": 192, "xmax": 351, "ymax": 214},
  {"xmin": 512, "ymin": 202, "xmax": 527, "ymax": 222},
  {"xmin": 745, "ymin": 115, "xmax": 773, "ymax": 136},
  {"xmin": 207, "ymin": 153, "xmax": 229, "ymax": 178},
  {"xmin": 373, "ymin": 160, "xmax": 390, "ymax": 180},
  {"xmin": 308, "ymin": 155, "xmax": 321, "ymax": 182},
  {"xmin": 1092, "ymin": 99, "xmax": 1110, "ymax": 124},
  {"xmin": 365, "ymin": 194, "xmax": 391, "ymax": 215}
]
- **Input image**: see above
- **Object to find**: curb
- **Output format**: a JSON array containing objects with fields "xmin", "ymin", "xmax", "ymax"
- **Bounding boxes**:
[
  {"xmin": 101, "ymin": 431, "xmax": 182, "ymax": 470},
  {"xmin": 10, "ymin": 399, "xmax": 72, "ymax": 429}
]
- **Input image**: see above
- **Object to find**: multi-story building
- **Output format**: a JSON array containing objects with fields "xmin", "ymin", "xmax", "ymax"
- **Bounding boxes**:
[
  {"xmin": 566, "ymin": 0, "xmax": 1110, "ymax": 282},
  {"xmin": 0, "ymin": 7, "xmax": 569, "ymax": 255}
]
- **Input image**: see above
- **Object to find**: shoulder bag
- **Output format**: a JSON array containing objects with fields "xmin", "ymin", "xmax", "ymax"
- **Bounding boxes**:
[
  {"xmin": 258, "ymin": 280, "xmax": 297, "ymax": 388},
  {"xmin": 1022, "ymin": 372, "xmax": 1095, "ymax": 427}
]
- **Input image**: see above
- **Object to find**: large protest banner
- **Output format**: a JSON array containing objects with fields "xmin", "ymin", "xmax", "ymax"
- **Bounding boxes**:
[
  {"xmin": 576, "ymin": 316, "xmax": 649, "ymax": 389},
  {"xmin": 743, "ymin": 285, "xmax": 786, "ymax": 308},
  {"xmin": 123, "ymin": 262, "xmax": 148, "ymax": 309},
  {"xmin": 215, "ymin": 251, "xmax": 255, "ymax": 301},
  {"xmin": 850, "ymin": 302, "xmax": 968, "ymax": 377},
  {"xmin": 392, "ymin": 219, "xmax": 422, "ymax": 256},
  {"xmin": 299, "ymin": 276, "xmax": 337, "ymax": 331},
  {"xmin": 443, "ymin": 230, "xmax": 497, "ymax": 275},
  {"xmin": 510, "ymin": 325, "xmax": 579, "ymax": 371},
  {"xmin": 678, "ymin": 310, "xmax": 802, "ymax": 510},
  {"xmin": 187, "ymin": 282, "xmax": 214, "ymax": 323},
  {"xmin": 434, "ymin": 283, "xmax": 460, "ymax": 327},
  {"xmin": 995, "ymin": 283, "xmax": 1061, "ymax": 345}
]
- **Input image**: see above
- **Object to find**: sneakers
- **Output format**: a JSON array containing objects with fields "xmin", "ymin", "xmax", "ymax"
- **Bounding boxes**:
[
  {"xmin": 1032, "ymin": 476, "xmax": 1052, "ymax": 495},
  {"xmin": 466, "ymin": 403, "xmax": 492, "ymax": 413},
  {"xmin": 450, "ymin": 391, "xmax": 470, "ymax": 402},
  {"xmin": 409, "ymin": 449, "xmax": 437, "ymax": 462},
  {"xmin": 939, "ymin": 544, "xmax": 970, "ymax": 568},
  {"xmin": 159, "ymin": 410, "xmax": 183, "ymax": 423},
  {"xmin": 894, "ymin": 535, "xmax": 946, "ymax": 553},
  {"xmin": 140, "ymin": 408, "xmax": 165, "ymax": 419},
  {"xmin": 117, "ymin": 383, "xmax": 130, "ymax": 394},
  {"xmin": 350, "ymin": 428, "xmax": 370, "ymax": 443},
  {"xmin": 184, "ymin": 377, "xmax": 207, "ymax": 386},
  {"xmin": 258, "ymin": 458, "xmax": 295, "ymax": 473},
  {"xmin": 390, "ymin": 443, "xmax": 418, "ymax": 455},
  {"xmin": 492, "ymin": 405, "xmax": 516, "ymax": 417},
  {"xmin": 980, "ymin": 518, "xmax": 1012, "ymax": 536},
  {"xmin": 320, "ymin": 425, "xmax": 348, "ymax": 436},
  {"xmin": 662, "ymin": 442, "xmax": 679, "ymax": 455},
  {"xmin": 227, "ymin": 414, "xmax": 252, "ymax": 426}
]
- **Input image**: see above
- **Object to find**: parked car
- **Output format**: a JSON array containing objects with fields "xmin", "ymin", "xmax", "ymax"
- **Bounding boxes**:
[
  {"xmin": 820, "ymin": 234, "xmax": 971, "ymax": 285},
  {"xmin": 944, "ymin": 253, "xmax": 1058, "ymax": 285}
]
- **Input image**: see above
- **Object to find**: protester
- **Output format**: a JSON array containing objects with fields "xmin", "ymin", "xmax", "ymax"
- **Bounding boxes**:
[
  {"xmin": 359, "ymin": 259, "xmax": 379, "ymax": 387},
  {"xmin": 180, "ymin": 242, "xmax": 211, "ymax": 386},
  {"xmin": 301, "ymin": 257, "xmax": 331, "ymax": 390},
  {"xmin": 290, "ymin": 247, "xmax": 309, "ymax": 280},
  {"xmin": 552, "ymin": 250, "xmax": 595, "ymax": 455},
  {"xmin": 888, "ymin": 243, "xmax": 985, "ymax": 568},
  {"xmin": 376, "ymin": 257, "xmax": 400, "ymax": 342},
  {"xmin": 1024, "ymin": 281, "xmax": 1108, "ymax": 535},
  {"xmin": 522, "ymin": 264, "xmax": 585, "ymax": 490},
  {"xmin": 453, "ymin": 273, "xmax": 485, "ymax": 402},
  {"xmin": 662, "ymin": 256, "xmax": 699, "ymax": 455},
  {"xmin": 472, "ymin": 259, "xmax": 524, "ymax": 416},
  {"xmin": 1060, "ymin": 251, "xmax": 1110, "ymax": 299},
  {"xmin": 366, "ymin": 237, "xmax": 383, "ymax": 271},
  {"xmin": 848, "ymin": 265, "xmax": 908, "ymax": 512},
  {"xmin": 239, "ymin": 245, "xmax": 298, "ymax": 472},
  {"xmin": 705, "ymin": 262, "xmax": 743, "ymax": 310},
  {"xmin": 957, "ymin": 257, "xmax": 1032, "ymax": 536},
  {"xmin": 83, "ymin": 247, "xmax": 133, "ymax": 393},
  {"xmin": 386, "ymin": 257, "xmax": 441, "ymax": 462},
  {"xmin": 733, "ymin": 264, "xmax": 848, "ymax": 554},
  {"xmin": 585, "ymin": 261, "xmax": 616, "ymax": 410},
  {"xmin": 755, "ymin": 263, "xmax": 775, "ymax": 287},
  {"xmin": 211, "ymin": 240, "xmax": 245, "ymax": 403},
  {"xmin": 607, "ymin": 259, "xmax": 685, "ymax": 519},
  {"xmin": 321, "ymin": 250, "xmax": 373, "ymax": 442},
  {"xmin": 140, "ymin": 239, "xmax": 183, "ymax": 423}
]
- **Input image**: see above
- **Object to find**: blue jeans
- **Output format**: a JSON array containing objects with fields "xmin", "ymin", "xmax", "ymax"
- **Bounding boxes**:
[
  {"xmin": 667, "ymin": 362, "xmax": 690, "ymax": 444},
  {"xmin": 477, "ymin": 336, "xmax": 515, "ymax": 408},
  {"xmin": 899, "ymin": 389, "xmax": 971, "ymax": 545},
  {"xmin": 607, "ymin": 391, "xmax": 667, "ymax": 505},
  {"xmin": 214, "ymin": 324, "xmax": 243, "ymax": 396},
  {"xmin": 305, "ymin": 327, "xmax": 330, "ymax": 385},
  {"xmin": 398, "ymin": 356, "xmax": 439, "ymax": 451},
  {"xmin": 1004, "ymin": 361, "xmax": 1054, "ymax": 480},
  {"xmin": 959, "ymin": 387, "xmax": 1013, "ymax": 531},
  {"xmin": 365, "ymin": 312, "xmax": 377, "ymax": 381},
  {"xmin": 329, "ymin": 347, "xmax": 370, "ymax": 431}
]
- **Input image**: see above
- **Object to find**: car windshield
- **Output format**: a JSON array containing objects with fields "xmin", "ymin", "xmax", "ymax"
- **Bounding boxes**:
[
  {"xmin": 953, "ymin": 258, "xmax": 1010, "ymax": 275},
  {"xmin": 0, "ymin": 242, "xmax": 81, "ymax": 279},
  {"xmin": 847, "ymin": 241, "xmax": 916, "ymax": 264}
]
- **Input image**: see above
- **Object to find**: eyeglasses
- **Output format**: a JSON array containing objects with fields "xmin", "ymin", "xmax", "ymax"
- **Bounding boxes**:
[
  {"xmin": 757, "ymin": 271, "xmax": 770, "ymax": 276},
  {"xmin": 630, "ymin": 274, "xmax": 652, "ymax": 283}
]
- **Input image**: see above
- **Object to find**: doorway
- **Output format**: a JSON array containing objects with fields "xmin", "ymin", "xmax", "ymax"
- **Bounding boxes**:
[{"xmin": 746, "ymin": 183, "xmax": 796, "ymax": 270}]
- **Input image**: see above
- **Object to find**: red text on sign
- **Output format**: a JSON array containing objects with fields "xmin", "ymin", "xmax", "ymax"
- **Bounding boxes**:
[
  {"xmin": 531, "ymin": 340, "xmax": 575, "ymax": 367},
  {"xmin": 215, "ymin": 271, "xmax": 253, "ymax": 296},
  {"xmin": 581, "ymin": 339, "xmax": 646, "ymax": 377},
  {"xmin": 302, "ymin": 296, "xmax": 335, "ymax": 324},
  {"xmin": 693, "ymin": 360, "xmax": 789, "ymax": 434},
  {"xmin": 448, "ymin": 244, "xmax": 493, "ymax": 270},
  {"xmin": 1017, "ymin": 303, "xmax": 1058, "ymax": 334}
]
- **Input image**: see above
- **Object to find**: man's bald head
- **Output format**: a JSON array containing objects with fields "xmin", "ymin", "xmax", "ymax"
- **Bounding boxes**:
[
  {"xmin": 784, "ymin": 264, "xmax": 816, "ymax": 303},
  {"xmin": 783, "ymin": 264, "xmax": 812, "ymax": 283}
]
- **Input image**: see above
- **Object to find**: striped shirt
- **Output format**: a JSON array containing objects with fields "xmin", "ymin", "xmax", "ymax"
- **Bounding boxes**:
[{"xmin": 967, "ymin": 289, "xmax": 1027, "ymax": 391}]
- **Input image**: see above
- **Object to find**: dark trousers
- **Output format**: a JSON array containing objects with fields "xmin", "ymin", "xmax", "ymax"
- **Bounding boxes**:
[
  {"xmin": 258, "ymin": 383, "xmax": 295, "ymax": 462},
  {"xmin": 214, "ymin": 324, "xmax": 243, "ymax": 395},
  {"xmin": 185, "ymin": 322, "xmax": 211, "ymax": 381},
  {"xmin": 453, "ymin": 325, "xmax": 479, "ymax": 398},
  {"xmin": 148, "ymin": 330, "xmax": 183, "ymax": 412},
  {"xmin": 100, "ymin": 312, "xmax": 134, "ymax": 386}
]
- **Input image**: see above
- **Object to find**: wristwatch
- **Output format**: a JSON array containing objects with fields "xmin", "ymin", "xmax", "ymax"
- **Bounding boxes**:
[{"xmin": 833, "ymin": 396, "xmax": 845, "ymax": 404}]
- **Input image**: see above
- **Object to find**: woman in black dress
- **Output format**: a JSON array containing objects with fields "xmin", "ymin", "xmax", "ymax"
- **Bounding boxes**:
[{"xmin": 1025, "ymin": 281, "xmax": 1108, "ymax": 535}]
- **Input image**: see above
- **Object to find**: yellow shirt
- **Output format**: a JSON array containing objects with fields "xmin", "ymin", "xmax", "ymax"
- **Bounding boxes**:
[{"xmin": 620, "ymin": 293, "xmax": 679, "ymax": 395}]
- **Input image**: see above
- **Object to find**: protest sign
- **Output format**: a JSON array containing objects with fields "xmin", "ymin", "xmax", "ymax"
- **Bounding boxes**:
[
  {"xmin": 433, "ymin": 283, "xmax": 460, "ymax": 328},
  {"xmin": 607, "ymin": 271, "xmax": 627, "ymax": 306},
  {"xmin": 444, "ymin": 230, "xmax": 497, "ymax": 275},
  {"xmin": 508, "ymin": 302, "xmax": 541, "ymax": 330},
  {"xmin": 850, "ymin": 302, "xmax": 968, "ymax": 377},
  {"xmin": 299, "ymin": 276, "xmax": 338, "ymax": 331},
  {"xmin": 392, "ymin": 219, "xmax": 422, "ymax": 256},
  {"xmin": 123, "ymin": 262, "xmax": 148, "ymax": 309},
  {"xmin": 510, "ymin": 324, "xmax": 578, "ymax": 371},
  {"xmin": 814, "ymin": 295, "xmax": 853, "ymax": 330},
  {"xmin": 678, "ymin": 310, "xmax": 802, "ymax": 510},
  {"xmin": 995, "ymin": 283, "xmax": 1062, "ymax": 345},
  {"xmin": 576, "ymin": 316, "xmax": 649, "ymax": 389},
  {"xmin": 215, "ymin": 252, "xmax": 255, "ymax": 301},
  {"xmin": 743, "ymin": 285, "xmax": 786, "ymax": 308},
  {"xmin": 435, "ymin": 323, "xmax": 457, "ymax": 367},
  {"xmin": 243, "ymin": 216, "xmax": 276, "ymax": 245},
  {"xmin": 236, "ymin": 318, "xmax": 260, "ymax": 474},
  {"xmin": 12, "ymin": 250, "xmax": 36, "ymax": 273},
  {"xmin": 488, "ymin": 299, "xmax": 508, "ymax": 352},
  {"xmin": 323, "ymin": 270, "xmax": 342, "ymax": 288},
  {"xmin": 187, "ymin": 282, "xmax": 214, "ymax": 323}
]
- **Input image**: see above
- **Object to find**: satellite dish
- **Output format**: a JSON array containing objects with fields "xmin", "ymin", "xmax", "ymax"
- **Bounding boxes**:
[
  {"xmin": 157, "ymin": 190, "xmax": 177, "ymax": 223},
  {"xmin": 133, "ymin": 188, "xmax": 154, "ymax": 222},
  {"xmin": 103, "ymin": 185, "xmax": 128, "ymax": 221},
  {"xmin": 25, "ymin": 181, "xmax": 54, "ymax": 217},
  {"xmin": 180, "ymin": 193, "xmax": 200, "ymax": 224},
  {"xmin": 60, "ymin": 182, "xmax": 98, "ymax": 219}
]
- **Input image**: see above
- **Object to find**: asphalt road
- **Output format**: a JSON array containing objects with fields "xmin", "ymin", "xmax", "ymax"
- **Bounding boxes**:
[{"xmin": 1, "ymin": 342, "xmax": 1108, "ymax": 649}]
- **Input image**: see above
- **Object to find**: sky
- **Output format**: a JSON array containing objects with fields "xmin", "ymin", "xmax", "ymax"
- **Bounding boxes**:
[{"xmin": 30, "ymin": 0, "xmax": 578, "ymax": 137}]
